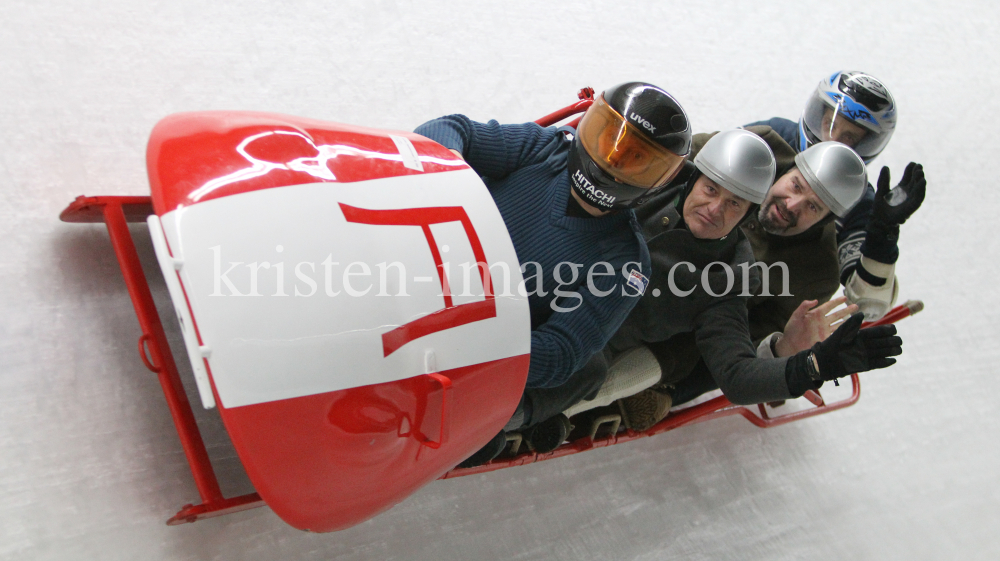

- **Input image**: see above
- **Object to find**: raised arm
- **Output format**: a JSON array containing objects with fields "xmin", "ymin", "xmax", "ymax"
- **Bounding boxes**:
[{"xmin": 843, "ymin": 162, "xmax": 926, "ymax": 319}]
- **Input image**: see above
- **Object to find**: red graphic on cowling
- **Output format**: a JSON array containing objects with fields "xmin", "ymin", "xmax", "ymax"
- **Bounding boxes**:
[{"xmin": 340, "ymin": 203, "xmax": 496, "ymax": 356}]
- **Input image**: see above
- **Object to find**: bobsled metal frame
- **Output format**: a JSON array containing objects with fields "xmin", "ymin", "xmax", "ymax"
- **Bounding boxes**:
[
  {"xmin": 58, "ymin": 87, "xmax": 920, "ymax": 524},
  {"xmin": 443, "ymin": 308, "xmax": 923, "ymax": 479},
  {"xmin": 59, "ymin": 196, "xmax": 265, "ymax": 524}
]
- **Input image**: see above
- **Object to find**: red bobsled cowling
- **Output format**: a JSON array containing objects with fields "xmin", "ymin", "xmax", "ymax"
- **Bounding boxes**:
[{"xmin": 144, "ymin": 112, "xmax": 531, "ymax": 531}]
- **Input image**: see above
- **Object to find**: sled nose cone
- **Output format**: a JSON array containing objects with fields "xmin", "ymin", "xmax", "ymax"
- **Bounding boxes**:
[{"xmin": 145, "ymin": 112, "xmax": 530, "ymax": 531}]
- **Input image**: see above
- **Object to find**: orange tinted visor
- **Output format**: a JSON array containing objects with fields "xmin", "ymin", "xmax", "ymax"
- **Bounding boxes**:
[{"xmin": 577, "ymin": 96, "xmax": 687, "ymax": 189}]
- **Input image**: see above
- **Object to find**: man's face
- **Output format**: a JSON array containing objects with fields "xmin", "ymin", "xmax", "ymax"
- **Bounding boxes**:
[
  {"xmin": 596, "ymin": 124, "xmax": 657, "ymax": 177},
  {"xmin": 757, "ymin": 168, "xmax": 830, "ymax": 236},
  {"xmin": 820, "ymin": 107, "xmax": 867, "ymax": 147},
  {"xmin": 682, "ymin": 175, "xmax": 751, "ymax": 240}
]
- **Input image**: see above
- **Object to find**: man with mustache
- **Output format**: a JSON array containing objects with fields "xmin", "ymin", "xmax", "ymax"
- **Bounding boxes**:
[
  {"xmin": 639, "ymin": 121, "xmax": 925, "ymax": 417},
  {"xmin": 749, "ymin": 70, "xmax": 925, "ymax": 323}
]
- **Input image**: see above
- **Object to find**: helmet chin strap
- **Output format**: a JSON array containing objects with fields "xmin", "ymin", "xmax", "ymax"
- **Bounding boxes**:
[
  {"xmin": 736, "ymin": 204, "xmax": 760, "ymax": 229},
  {"xmin": 667, "ymin": 164, "xmax": 702, "ymax": 218}
]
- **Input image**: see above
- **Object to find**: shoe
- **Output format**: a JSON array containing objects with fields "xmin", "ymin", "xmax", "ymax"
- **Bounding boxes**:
[
  {"xmin": 618, "ymin": 385, "xmax": 673, "ymax": 431},
  {"xmin": 457, "ymin": 430, "xmax": 506, "ymax": 468},
  {"xmin": 524, "ymin": 414, "xmax": 573, "ymax": 453}
]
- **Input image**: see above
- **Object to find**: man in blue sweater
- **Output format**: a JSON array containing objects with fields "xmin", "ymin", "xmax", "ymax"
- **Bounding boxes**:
[{"xmin": 415, "ymin": 82, "xmax": 692, "ymax": 466}]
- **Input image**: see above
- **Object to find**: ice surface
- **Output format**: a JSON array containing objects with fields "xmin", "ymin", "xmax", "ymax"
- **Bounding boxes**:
[{"xmin": 2, "ymin": 1, "xmax": 999, "ymax": 559}]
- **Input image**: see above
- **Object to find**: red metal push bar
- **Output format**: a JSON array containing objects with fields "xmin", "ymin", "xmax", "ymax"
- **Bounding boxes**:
[
  {"xmin": 60, "ymin": 196, "xmax": 265, "ymax": 525},
  {"xmin": 534, "ymin": 87, "xmax": 595, "ymax": 128},
  {"xmin": 444, "ymin": 301, "xmax": 923, "ymax": 478}
]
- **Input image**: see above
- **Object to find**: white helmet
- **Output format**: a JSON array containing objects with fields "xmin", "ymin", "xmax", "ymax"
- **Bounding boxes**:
[
  {"xmin": 793, "ymin": 141, "xmax": 867, "ymax": 217},
  {"xmin": 799, "ymin": 71, "xmax": 897, "ymax": 163},
  {"xmin": 694, "ymin": 129, "xmax": 775, "ymax": 205}
]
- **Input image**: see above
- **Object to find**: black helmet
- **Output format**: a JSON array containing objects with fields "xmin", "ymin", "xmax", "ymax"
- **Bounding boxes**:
[{"xmin": 568, "ymin": 82, "xmax": 692, "ymax": 210}]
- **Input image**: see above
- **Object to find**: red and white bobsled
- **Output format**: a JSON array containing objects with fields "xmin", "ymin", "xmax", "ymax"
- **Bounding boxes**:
[
  {"xmin": 150, "ymin": 112, "xmax": 536, "ymax": 531},
  {"xmin": 59, "ymin": 90, "xmax": 921, "ymax": 532}
]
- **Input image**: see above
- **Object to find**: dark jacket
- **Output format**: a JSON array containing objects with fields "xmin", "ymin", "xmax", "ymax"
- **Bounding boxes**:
[
  {"xmin": 606, "ymin": 171, "xmax": 795, "ymax": 405},
  {"xmin": 747, "ymin": 117, "xmax": 878, "ymax": 283},
  {"xmin": 742, "ymin": 214, "xmax": 840, "ymax": 343},
  {"xmin": 692, "ymin": 126, "xmax": 841, "ymax": 344}
]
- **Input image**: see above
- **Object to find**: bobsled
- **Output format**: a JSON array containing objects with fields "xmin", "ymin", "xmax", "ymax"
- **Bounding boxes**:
[{"xmin": 59, "ymin": 88, "xmax": 922, "ymax": 532}]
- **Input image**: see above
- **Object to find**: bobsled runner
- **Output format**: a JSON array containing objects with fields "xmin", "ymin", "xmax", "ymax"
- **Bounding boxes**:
[{"xmin": 59, "ymin": 88, "xmax": 922, "ymax": 532}]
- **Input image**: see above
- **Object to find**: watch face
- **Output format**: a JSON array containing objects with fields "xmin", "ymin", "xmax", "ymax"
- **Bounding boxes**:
[{"xmin": 808, "ymin": 352, "xmax": 822, "ymax": 380}]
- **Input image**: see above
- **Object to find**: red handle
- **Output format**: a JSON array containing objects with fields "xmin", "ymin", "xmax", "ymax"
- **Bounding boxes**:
[
  {"xmin": 420, "ymin": 373, "xmax": 453, "ymax": 449},
  {"xmin": 534, "ymin": 88, "xmax": 595, "ymax": 128},
  {"xmin": 138, "ymin": 333, "xmax": 161, "ymax": 373}
]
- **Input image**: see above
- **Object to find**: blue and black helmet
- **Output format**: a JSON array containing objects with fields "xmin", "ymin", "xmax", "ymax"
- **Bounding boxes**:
[{"xmin": 799, "ymin": 71, "xmax": 897, "ymax": 163}]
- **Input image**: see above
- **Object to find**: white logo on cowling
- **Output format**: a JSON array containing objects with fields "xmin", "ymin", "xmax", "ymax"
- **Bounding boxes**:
[
  {"xmin": 630, "ymin": 112, "xmax": 656, "ymax": 133},
  {"xmin": 573, "ymin": 170, "xmax": 616, "ymax": 205}
]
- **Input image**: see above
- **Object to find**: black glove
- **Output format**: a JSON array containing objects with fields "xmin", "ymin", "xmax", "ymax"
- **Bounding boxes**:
[
  {"xmin": 862, "ymin": 163, "xmax": 927, "ymax": 264},
  {"xmin": 808, "ymin": 314, "xmax": 903, "ymax": 381},
  {"xmin": 871, "ymin": 162, "xmax": 926, "ymax": 227}
]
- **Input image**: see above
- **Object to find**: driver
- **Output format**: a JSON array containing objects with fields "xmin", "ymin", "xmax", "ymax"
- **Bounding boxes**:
[{"xmin": 414, "ymin": 82, "xmax": 692, "ymax": 466}]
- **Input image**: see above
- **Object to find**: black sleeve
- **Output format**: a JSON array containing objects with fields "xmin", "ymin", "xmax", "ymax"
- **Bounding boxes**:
[
  {"xmin": 693, "ymin": 298, "xmax": 795, "ymax": 405},
  {"xmin": 836, "ymin": 182, "xmax": 876, "ymax": 285}
]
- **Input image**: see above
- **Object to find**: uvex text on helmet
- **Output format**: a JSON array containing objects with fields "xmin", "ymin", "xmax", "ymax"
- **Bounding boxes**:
[
  {"xmin": 799, "ymin": 70, "xmax": 897, "ymax": 162},
  {"xmin": 794, "ymin": 141, "xmax": 867, "ymax": 218},
  {"xmin": 694, "ymin": 129, "xmax": 775, "ymax": 205},
  {"xmin": 569, "ymin": 82, "xmax": 692, "ymax": 210}
]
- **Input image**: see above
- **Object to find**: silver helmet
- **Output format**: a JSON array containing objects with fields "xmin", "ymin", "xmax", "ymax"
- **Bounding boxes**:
[
  {"xmin": 694, "ymin": 129, "xmax": 776, "ymax": 205},
  {"xmin": 793, "ymin": 141, "xmax": 867, "ymax": 217}
]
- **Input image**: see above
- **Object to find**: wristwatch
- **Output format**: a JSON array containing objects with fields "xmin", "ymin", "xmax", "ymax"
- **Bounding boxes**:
[{"xmin": 806, "ymin": 351, "xmax": 822, "ymax": 381}]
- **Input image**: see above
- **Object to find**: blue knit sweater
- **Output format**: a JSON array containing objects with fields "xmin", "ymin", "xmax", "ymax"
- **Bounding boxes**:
[{"xmin": 414, "ymin": 115, "xmax": 650, "ymax": 388}]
